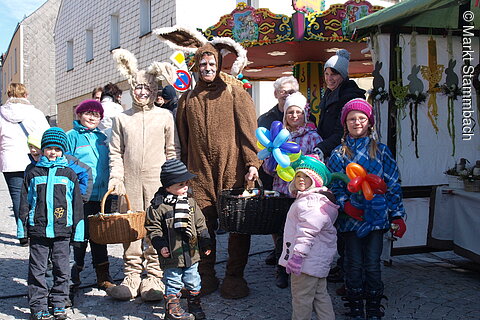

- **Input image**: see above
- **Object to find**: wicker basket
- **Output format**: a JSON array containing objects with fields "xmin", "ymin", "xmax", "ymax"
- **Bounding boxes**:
[
  {"xmin": 88, "ymin": 189, "xmax": 147, "ymax": 244},
  {"xmin": 218, "ymin": 180, "xmax": 294, "ymax": 235},
  {"xmin": 463, "ymin": 180, "xmax": 480, "ymax": 192}
]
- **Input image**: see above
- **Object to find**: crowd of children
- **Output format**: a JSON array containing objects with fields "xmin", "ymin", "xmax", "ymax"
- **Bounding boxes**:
[{"xmin": 9, "ymin": 78, "xmax": 407, "ymax": 320}]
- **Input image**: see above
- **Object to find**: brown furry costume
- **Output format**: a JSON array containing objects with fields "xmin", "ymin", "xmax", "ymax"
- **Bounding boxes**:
[{"xmin": 154, "ymin": 27, "xmax": 261, "ymax": 299}]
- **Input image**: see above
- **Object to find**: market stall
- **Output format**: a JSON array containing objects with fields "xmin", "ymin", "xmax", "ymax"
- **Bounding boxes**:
[{"xmin": 347, "ymin": 0, "xmax": 480, "ymax": 256}]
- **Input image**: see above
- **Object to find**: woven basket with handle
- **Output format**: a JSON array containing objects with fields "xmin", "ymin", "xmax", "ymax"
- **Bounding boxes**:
[
  {"xmin": 218, "ymin": 179, "xmax": 294, "ymax": 235},
  {"xmin": 88, "ymin": 189, "xmax": 147, "ymax": 244}
]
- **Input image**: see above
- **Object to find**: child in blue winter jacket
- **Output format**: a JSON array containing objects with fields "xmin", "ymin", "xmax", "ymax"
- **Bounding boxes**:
[
  {"xmin": 66, "ymin": 100, "xmax": 114, "ymax": 291},
  {"xmin": 18, "ymin": 127, "xmax": 84, "ymax": 320},
  {"xmin": 328, "ymin": 98, "xmax": 406, "ymax": 320}
]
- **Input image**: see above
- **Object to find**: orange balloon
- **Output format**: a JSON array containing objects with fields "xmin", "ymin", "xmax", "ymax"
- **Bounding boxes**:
[
  {"xmin": 346, "ymin": 163, "xmax": 367, "ymax": 180},
  {"xmin": 362, "ymin": 180, "xmax": 374, "ymax": 200}
]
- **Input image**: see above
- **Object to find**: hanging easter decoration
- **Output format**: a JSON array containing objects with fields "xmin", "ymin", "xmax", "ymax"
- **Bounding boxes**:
[{"xmin": 420, "ymin": 36, "xmax": 444, "ymax": 133}]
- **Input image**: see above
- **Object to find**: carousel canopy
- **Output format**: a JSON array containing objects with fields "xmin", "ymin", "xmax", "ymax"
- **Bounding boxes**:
[{"xmin": 203, "ymin": 1, "xmax": 384, "ymax": 81}]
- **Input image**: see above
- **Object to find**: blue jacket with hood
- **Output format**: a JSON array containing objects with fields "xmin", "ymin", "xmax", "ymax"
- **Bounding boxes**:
[
  {"xmin": 17, "ymin": 156, "xmax": 84, "ymax": 241},
  {"xmin": 66, "ymin": 120, "xmax": 109, "ymax": 202}
]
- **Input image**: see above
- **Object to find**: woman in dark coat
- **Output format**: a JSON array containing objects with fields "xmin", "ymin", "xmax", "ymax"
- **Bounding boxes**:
[{"xmin": 315, "ymin": 49, "xmax": 366, "ymax": 159}]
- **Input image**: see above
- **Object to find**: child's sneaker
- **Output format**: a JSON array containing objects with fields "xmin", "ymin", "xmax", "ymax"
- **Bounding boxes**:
[
  {"xmin": 30, "ymin": 311, "xmax": 53, "ymax": 320},
  {"xmin": 53, "ymin": 307, "xmax": 67, "ymax": 320}
]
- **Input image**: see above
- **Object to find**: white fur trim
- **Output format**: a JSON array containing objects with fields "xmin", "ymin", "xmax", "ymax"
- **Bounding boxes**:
[
  {"xmin": 147, "ymin": 61, "xmax": 177, "ymax": 86},
  {"xmin": 210, "ymin": 37, "xmax": 248, "ymax": 76},
  {"xmin": 112, "ymin": 49, "xmax": 139, "ymax": 83}
]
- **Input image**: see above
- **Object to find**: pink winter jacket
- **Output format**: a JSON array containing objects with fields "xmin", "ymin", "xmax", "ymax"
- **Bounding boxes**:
[{"xmin": 278, "ymin": 187, "xmax": 339, "ymax": 278}]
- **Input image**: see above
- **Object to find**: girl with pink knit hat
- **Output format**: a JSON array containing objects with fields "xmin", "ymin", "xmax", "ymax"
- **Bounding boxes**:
[{"xmin": 328, "ymin": 98, "xmax": 406, "ymax": 320}]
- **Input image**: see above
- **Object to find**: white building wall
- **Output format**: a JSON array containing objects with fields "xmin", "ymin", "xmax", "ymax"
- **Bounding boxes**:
[{"xmin": 55, "ymin": 0, "xmax": 175, "ymax": 104}]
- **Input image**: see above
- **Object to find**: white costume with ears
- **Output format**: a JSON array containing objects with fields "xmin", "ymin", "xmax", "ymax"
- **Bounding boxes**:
[{"xmin": 106, "ymin": 48, "xmax": 181, "ymax": 301}]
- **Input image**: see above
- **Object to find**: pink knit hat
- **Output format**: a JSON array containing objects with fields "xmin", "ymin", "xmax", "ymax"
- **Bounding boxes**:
[{"xmin": 340, "ymin": 98, "xmax": 374, "ymax": 126}]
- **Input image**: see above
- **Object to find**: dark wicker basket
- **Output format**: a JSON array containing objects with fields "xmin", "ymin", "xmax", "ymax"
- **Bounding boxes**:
[{"xmin": 218, "ymin": 181, "xmax": 294, "ymax": 235}]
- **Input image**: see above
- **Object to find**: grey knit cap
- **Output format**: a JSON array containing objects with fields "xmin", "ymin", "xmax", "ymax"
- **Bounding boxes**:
[{"xmin": 324, "ymin": 49, "xmax": 351, "ymax": 80}]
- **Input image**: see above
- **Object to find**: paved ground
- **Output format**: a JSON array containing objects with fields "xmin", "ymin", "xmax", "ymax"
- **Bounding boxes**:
[{"xmin": 0, "ymin": 174, "xmax": 479, "ymax": 320}]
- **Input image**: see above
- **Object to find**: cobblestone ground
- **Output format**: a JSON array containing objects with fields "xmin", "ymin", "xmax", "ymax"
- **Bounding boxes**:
[{"xmin": 0, "ymin": 175, "xmax": 479, "ymax": 319}]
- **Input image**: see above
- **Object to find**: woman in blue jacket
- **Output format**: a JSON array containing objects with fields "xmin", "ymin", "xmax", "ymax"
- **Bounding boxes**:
[{"xmin": 66, "ymin": 99, "xmax": 114, "ymax": 291}]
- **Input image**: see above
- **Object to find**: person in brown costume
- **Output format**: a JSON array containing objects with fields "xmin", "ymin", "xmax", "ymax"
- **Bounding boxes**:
[{"xmin": 154, "ymin": 26, "xmax": 261, "ymax": 299}]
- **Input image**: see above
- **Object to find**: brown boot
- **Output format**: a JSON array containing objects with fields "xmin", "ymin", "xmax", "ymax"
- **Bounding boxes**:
[
  {"xmin": 219, "ymin": 233, "xmax": 250, "ymax": 299},
  {"xmin": 187, "ymin": 291, "xmax": 205, "ymax": 320},
  {"xmin": 95, "ymin": 262, "xmax": 116, "ymax": 290},
  {"xmin": 165, "ymin": 294, "xmax": 194, "ymax": 320}
]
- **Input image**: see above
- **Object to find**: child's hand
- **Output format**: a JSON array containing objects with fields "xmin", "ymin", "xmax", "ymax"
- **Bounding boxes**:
[
  {"xmin": 344, "ymin": 201, "xmax": 364, "ymax": 221},
  {"xmin": 160, "ymin": 247, "xmax": 170, "ymax": 258},
  {"xmin": 391, "ymin": 218, "xmax": 406, "ymax": 238},
  {"xmin": 204, "ymin": 249, "xmax": 211, "ymax": 256},
  {"xmin": 286, "ymin": 254, "xmax": 304, "ymax": 275}
]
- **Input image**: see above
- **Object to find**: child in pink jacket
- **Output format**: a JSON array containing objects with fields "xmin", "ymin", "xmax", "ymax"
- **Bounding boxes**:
[{"xmin": 279, "ymin": 154, "xmax": 339, "ymax": 320}]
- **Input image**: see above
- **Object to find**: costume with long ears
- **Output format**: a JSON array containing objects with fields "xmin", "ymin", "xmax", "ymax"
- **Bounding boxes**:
[
  {"xmin": 106, "ymin": 48, "xmax": 181, "ymax": 301},
  {"xmin": 154, "ymin": 26, "xmax": 260, "ymax": 299}
]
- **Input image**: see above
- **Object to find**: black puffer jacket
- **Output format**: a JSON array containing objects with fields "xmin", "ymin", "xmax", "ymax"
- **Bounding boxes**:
[{"xmin": 316, "ymin": 80, "xmax": 365, "ymax": 157}]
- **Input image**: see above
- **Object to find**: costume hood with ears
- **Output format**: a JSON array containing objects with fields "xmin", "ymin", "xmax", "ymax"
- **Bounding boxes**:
[
  {"xmin": 153, "ymin": 26, "xmax": 248, "ymax": 82},
  {"xmin": 112, "ymin": 48, "xmax": 177, "ymax": 110}
]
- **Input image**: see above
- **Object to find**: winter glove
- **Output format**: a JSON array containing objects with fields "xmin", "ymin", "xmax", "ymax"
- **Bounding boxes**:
[
  {"xmin": 108, "ymin": 178, "xmax": 126, "ymax": 196},
  {"xmin": 285, "ymin": 254, "xmax": 304, "ymax": 276},
  {"xmin": 344, "ymin": 201, "xmax": 364, "ymax": 221},
  {"xmin": 391, "ymin": 218, "xmax": 407, "ymax": 238}
]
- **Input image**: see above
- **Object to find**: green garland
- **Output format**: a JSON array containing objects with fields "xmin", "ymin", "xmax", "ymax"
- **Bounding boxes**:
[
  {"xmin": 405, "ymin": 92, "xmax": 427, "ymax": 158},
  {"xmin": 439, "ymin": 84, "xmax": 461, "ymax": 156}
]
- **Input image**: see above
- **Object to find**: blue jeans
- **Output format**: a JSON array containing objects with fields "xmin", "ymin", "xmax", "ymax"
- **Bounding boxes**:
[
  {"xmin": 163, "ymin": 263, "xmax": 201, "ymax": 296},
  {"xmin": 3, "ymin": 171, "xmax": 24, "ymax": 226},
  {"xmin": 343, "ymin": 230, "xmax": 384, "ymax": 293}
]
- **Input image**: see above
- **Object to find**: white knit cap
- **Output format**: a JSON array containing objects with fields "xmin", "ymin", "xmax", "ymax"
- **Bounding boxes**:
[
  {"xmin": 283, "ymin": 92, "xmax": 308, "ymax": 126},
  {"xmin": 324, "ymin": 49, "xmax": 351, "ymax": 80}
]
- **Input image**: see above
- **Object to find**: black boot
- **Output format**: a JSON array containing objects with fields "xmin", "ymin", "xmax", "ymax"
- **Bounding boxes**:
[
  {"xmin": 165, "ymin": 294, "xmax": 194, "ymax": 320},
  {"xmin": 365, "ymin": 290, "xmax": 387, "ymax": 320},
  {"xmin": 187, "ymin": 291, "xmax": 206, "ymax": 319},
  {"xmin": 275, "ymin": 266, "xmax": 289, "ymax": 289},
  {"xmin": 342, "ymin": 288, "xmax": 365, "ymax": 320}
]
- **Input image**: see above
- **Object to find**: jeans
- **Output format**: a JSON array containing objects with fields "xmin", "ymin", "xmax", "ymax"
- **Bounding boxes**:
[
  {"xmin": 3, "ymin": 171, "xmax": 24, "ymax": 226},
  {"xmin": 164, "ymin": 263, "xmax": 201, "ymax": 296},
  {"xmin": 343, "ymin": 230, "xmax": 384, "ymax": 293}
]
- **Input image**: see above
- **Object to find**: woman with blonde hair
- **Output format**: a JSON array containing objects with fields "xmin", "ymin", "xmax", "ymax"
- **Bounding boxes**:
[{"xmin": 0, "ymin": 83, "xmax": 50, "ymax": 241}]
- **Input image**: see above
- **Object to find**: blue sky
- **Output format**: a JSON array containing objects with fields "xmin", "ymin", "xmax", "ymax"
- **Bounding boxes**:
[{"xmin": 0, "ymin": 0, "xmax": 47, "ymax": 54}]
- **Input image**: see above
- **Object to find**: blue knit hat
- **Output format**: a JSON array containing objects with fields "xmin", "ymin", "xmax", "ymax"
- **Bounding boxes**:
[{"xmin": 41, "ymin": 127, "xmax": 68, "ymax": 153}]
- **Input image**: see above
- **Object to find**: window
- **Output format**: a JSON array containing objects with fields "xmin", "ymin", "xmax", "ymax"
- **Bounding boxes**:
[
  {"xmin": 14, "ymin": 48, "xmax": 17, "ymax": 74},
  {"xmin": 139, "ymin": 0, "xmax": 151, "ymax": 36},
  {"xmin": 86, "ymin": 29, "xmax": 94, "ymax": 62},
  {"xmin": 110, "ymin": 15, "xmax": 120, "ymax": 50},
  {"xmin": 66, "ymin": 40, "xmax": 74, "ymax": 71}
]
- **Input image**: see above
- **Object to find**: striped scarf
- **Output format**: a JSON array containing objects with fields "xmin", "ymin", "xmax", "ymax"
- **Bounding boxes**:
[{"xmin": 164, "ymin": 194, "xmax": 193, "ymax": 239}]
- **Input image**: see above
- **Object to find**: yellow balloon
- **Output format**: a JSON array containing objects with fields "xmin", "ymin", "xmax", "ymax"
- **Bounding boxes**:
[
  {"xmin": 257, "ymin": 141, "xmax": 266, "ymax": 150},
  {"xmin": 288, "ymin": 152, "xmax": 301, "ymax": 162},
  {"xmin": 277, "ymin": 165, "xmax": 295, "ymax": 182}
]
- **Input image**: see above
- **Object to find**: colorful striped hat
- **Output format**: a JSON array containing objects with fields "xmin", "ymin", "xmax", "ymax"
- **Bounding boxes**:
[{"xmin": 41, "ymin": 127, "xmax": 68, "ymax": 153}]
